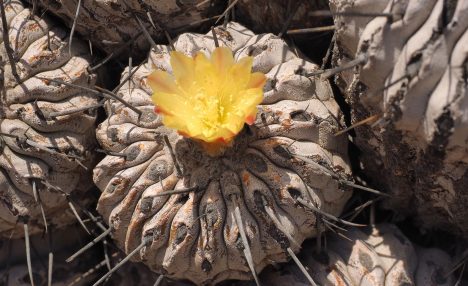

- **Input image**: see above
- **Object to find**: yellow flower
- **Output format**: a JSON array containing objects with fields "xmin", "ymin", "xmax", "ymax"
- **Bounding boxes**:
[{"xmin": 147, "ymin": 47, "xmax": 266, "ymax": 146}]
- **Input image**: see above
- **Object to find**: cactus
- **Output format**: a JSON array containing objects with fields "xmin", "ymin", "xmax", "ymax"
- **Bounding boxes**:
[
  {"xmin": 93, "ymin": 22, "xmax": 353, "ymax": 285},
  {"xmin": 261, "ymin": 223, "xmax": 457, "ymax": 286},
  {"xmin": 0, "ymin": 0, "xmax": 98, "ymax": 238},
  {"xmin": 330, "ymin": 0, "xmax": 468, "ymax": 238},
  {"xmin": 29, "ymin": 0, "xmax": 225, "ymax": 57}
]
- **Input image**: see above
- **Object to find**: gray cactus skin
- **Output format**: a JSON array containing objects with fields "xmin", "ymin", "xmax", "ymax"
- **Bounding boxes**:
[
  {"xmin": 0, "ymin": 0, "xmax": 98, "ymax": 238},
  {"xmin": 330, "ymin": 0, "xmax": 468, "ymax": 239},
  {"xmin": 28, "ymin": 0, "xmax": 225, "ymax": 58},
  {"xmin": 261, "ymin": 223, "xmax": 456, "ymax": 286},
  {"xmin": 93, "ymin": 22, "xmax": 353, "ymax": 284}
]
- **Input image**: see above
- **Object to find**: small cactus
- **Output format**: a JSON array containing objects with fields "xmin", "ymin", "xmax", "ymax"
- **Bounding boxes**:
[
  {"xmin": 262, "ymin": 224, "xmax": 456, "ymax": 286},
  {"xmin": 93, "ymin": 22, "xmax": 352, "ymax": 284}
]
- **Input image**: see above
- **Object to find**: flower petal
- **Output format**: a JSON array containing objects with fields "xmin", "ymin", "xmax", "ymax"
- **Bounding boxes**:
[
  {"xmin": 194, "ymin": 52, "xmax": 218, "ymax": 89},
  {"xmin": 211, "ymin": 47, "xmax": 234, "ymax": 74},
  {"xmin": 247, "ymin": 72, "xmax": 267, "ymax": 89},
  {"xmin": 147, "ymin": 70, "xmax": 179, "ymax": 94},
  {"xmin": 170, "ymin": 51, "xmax": 195, "ymax": 90},
  {"xmin": 229, "ymin": 56, "xmax": 253, "ymax": 88}
]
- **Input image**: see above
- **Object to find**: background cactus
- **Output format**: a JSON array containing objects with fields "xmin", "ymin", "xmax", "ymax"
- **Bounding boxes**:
[
  {"xmin": 261, "ymin": 223, "xmax": 457, "ymax": 286},
  {"xmin": 330, "ymin": 0, "xmax": 468, "ymax": 239},
  {"xmin": 0, "ymin": 0, "xmax": 98, "ymax": 238},
  {"xmin": 28, "ymin": 0, "xmax": 225, "ymax": 58},
  {"xmin": 93, "ymin": 22, "xmax": 353, "ymax": 284}
]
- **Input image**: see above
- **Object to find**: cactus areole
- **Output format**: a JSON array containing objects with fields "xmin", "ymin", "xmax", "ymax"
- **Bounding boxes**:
[{"xmin": 94, "ymin": 23, "xmax": 352, "ymax": 284}]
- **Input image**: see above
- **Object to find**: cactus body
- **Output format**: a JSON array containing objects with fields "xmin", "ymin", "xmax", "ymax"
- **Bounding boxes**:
[
  {"xmin": 31, "ymin": 0, "xmax": 224, "ymax": 57},
  {"xmin": 0, "ymin": 1, "xmax": 98, "ymax": 238},
  {"xmin": 262, "ymin": 224, "xmax": 456, "ymax": 286},
  {"xmin": 331, "ymin": 0, "xmax": 468, "ymax": 239},
  {"xmin": 93, "ymin": 22, "xmax": 352, "ymax": 284}
]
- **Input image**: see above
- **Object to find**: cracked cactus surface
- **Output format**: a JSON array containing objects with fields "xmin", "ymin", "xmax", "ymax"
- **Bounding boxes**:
[
  {"xmin": 93, "ymin": 22, "xmax": 352, "ymax": 284},
  {"xmin": 262, "ymin": 223, "xmax": 456, "ymax": 286},
  {"xmin": 330, "ymin": 0, "xmax": 468, "ymax": 238},
  {"xmin": 30, "ymin": 0, "xmax": 224, "ymax": 57},
  {"xmin": 0, "ymin": 1, "xmax": 98, "ymax": 238}
]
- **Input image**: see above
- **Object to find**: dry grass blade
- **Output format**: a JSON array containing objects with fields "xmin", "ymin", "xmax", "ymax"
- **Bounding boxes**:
[
  {"xmin": 173, "ymin": 15, "xmax": 220, "ymax": 32},
  {"xmin": 94, "ymin": 86, "xmax": 142, "ymax": 116},
  {"xmin": 343, "ymin": 198, "xmax": 382, "ymax": 221},
  {"xmin": 163, "ymin": 135, "xmax": 182, "ymax": 177},
  {"xmin": 339, "ymin": 180, "xmax": 391, "ymax": 197},
  {"xmin": 88, "ymin": 31, "xmax": 143, "ymax": 72},
  {"xmin": 68, "ymin": 253, "xmax": 119, "ymax": 286},
  {"xmin": 154, "ymin": 275, "xmax": 164, "ymax": 286},
  {"xmin": 321, "ymin": 33, "xmax": 336, "ymax": 69},
  {"xmin": 366, "ymin": 74, "xmax": 409, "ymax": 98},
  {"xmin": 134, "ymin": 14, "xmax": 156, "ymax": 48},
  {"xmin": 323, "ymin": 221, "xmax": 353, "ymax": 242},
  {"xmin": 320, "ymin": 53, "xmax": 367, "ymax": 80},
  {"xmin": 69, "ymin": 0, "xmax": 82, "ymax": 56},
  {"xmin": 233, "ymin": 199, "xmax": 260, "ymax": 286},
  {"xmin": 163, "ymin": 29, "xmax": 175, "ymax": 51},
  {"xmin": 111, "ymin": 59, "xmax": 145, "ymax": 93},
  {"xmin": 92, "ymin": 238, "xmax": 150, "ymax": 286},
  {"xmin": 68, "ymin": 200, "xmax": 91, "ymax": 235},
  {"xmin": 35, "ymin": 76, "xmax": 141, "ymax": 116},
  {"xmin": 211, "ymin": 26, "xmax": 219, "ymax": 47},
  {"xmin": 278, "ymin": 0, "xmax": 301, "ymax": 37},
  {"xmin": 334, "ymin": 114, "xmax": 381, "ymax": 136},
  {"xmin": 32, "ymin": 180, "xmax": 48, "ymax": 233},
  {"xmin": 262, "ymin": 197, "xmax": 301, "ymax": 248},
  {"xmin": 102, "ymin": 240, "xmax": 111, "ymax": 270},
  {"xmin": 286, "ymin": 247, "xmax": 317, "ymax": 286},
  {"xmin": 24, "ymin": 223, "xmax": 35, "ymax": 286},
  {"xmin": 1, "ymin": 0, "xmax": 21, "ymax": 84},
  {"xmin": 215, "ymin": 0, "xmax": 240, "ymax": 24},
  {"xmin": 297, "ymin": 197, "xmax": 366, "ymax": 227},
  {"xmin": 66, "ymin": 228, "xmax": 112, "ymax": 263},
  {"xmin": 445, "ymin": 250, "xmax": 468, "ymax": 279},
  {"xmin": 80, "ymin": 208, "xmax": 108, "ymax": 232},
  {"xmin": 287, "ymin": 25, "xmax": 335, "ymax": 35},
  {"xmin": 291, "ymin": 152, "xmax": 389, "ymax": 197},
  {"xmin": 455, "ymin": 262, "xmax": 466, "ymax": 286},
  {"xmin": 308, "ymin": 10, "xmax": 394, "ymax": 20},
  {"xmin": 47, "ymin": 230, "xmax": 53, "ymax": 286}
]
